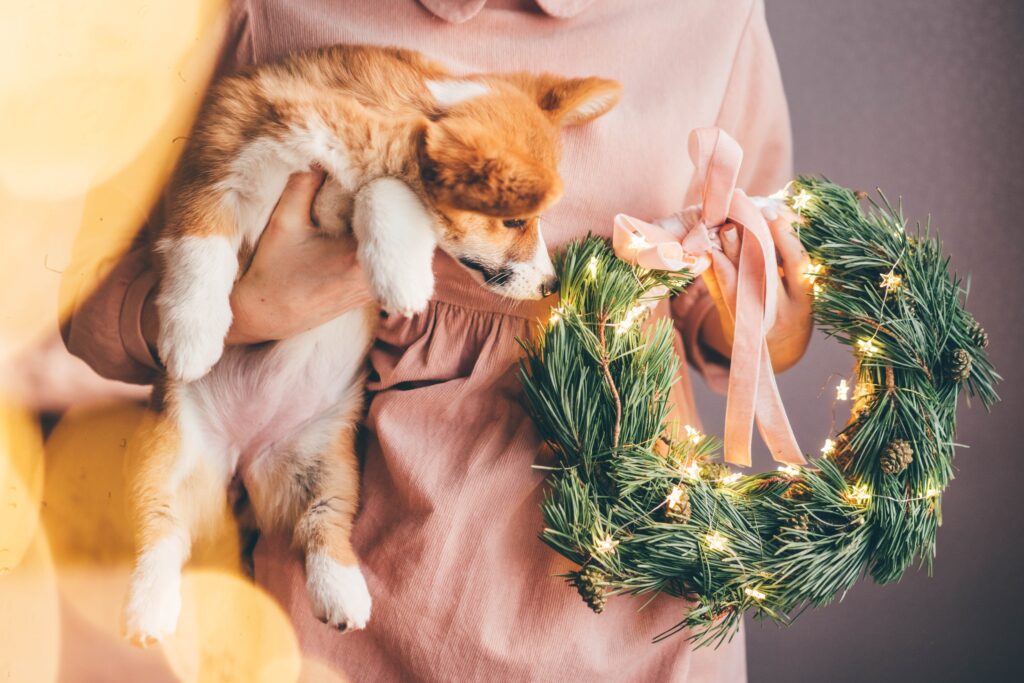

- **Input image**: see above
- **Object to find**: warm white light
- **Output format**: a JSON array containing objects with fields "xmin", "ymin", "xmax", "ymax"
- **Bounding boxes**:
[
  {"xmin": 805, "ymin": 262, "xmax": 824, "ymax": 283},
  {"xmin": 595, "ymin": 536, "xmax": 619, "ymax": 554},
  {"xmin": 821, "ymin": 438, "xmax": 836, "ymax": 457},
  {"xmin": 549, "ymin": 306, "xmax": 565, "ymax": 325},
  {"xmin": 744, "ymin": 586, "xmax": 767, "ymax": 601},
  {"xmin": 845, "ymin": 483, "xmax": 872, "ymax": 506},
  {"xmin": 926, "ymin": 487, "xmax": 940, "ymax": 499},
  {"xmin": 791, "ymin": 189, "xmax": 815, "ymax": 212},
  {"xmin": 857, "ymin": 338, "xmax": 881, "ymax": 356},
  {"xmin": 684, "ymin": 462, "xmax": 702, "ymax": 480},
  {"xmin": 880, "ymin": 270, "xmax": 903, "ymax": 291},
  {"xmin": 666, "ymin": 485, "xmax": 685, "ymax": 509},
  {"xmin": 615, "ymin": 305, "xmax": 647, "ymax": 334},
  {"xmin": 720, "ymin": 472, "xmax": 742, "ymax": 485},
  {"xmin": 588, "ymin": 256, "xmax": 599, "ymax": 280},
  {"xmin": 684, "ymin": 424, "xmax": 704, "ymax": 445},
  {"xmin": 705, "ymin": 531, "xmax": 729, "ymax": 552},
  {"xmin": 777, "ymin": 464, "xmax": 801, "ymax": 477},
  {"xmin": 836, "ymin": 379, "xmax": 850, "ymax": 401}
]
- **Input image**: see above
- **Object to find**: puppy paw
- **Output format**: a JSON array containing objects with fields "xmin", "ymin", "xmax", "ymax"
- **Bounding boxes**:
[
  {"xmin": 122, "ymin": 572, "xmax": 182, "ymax": 647},
  {"xmin": 157, "ymin": 302, "xmax": 232, "ymax": 383},
  {"xmin": 306, "ymin": 554, "xmax": 372, "ymax": 632},
  {"xmin": 373, "ymin": 267, "xmax": 434, "ymax": 317}
]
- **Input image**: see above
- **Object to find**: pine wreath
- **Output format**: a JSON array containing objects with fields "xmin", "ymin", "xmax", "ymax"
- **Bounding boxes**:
[{"xmin": 518, "ymin": 177, "xmax": 999, "ymax": 646}]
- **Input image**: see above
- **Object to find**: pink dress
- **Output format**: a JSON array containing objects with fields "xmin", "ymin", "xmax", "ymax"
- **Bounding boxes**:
[{"xmin": 63, "ymin": 1, "xmax": 793, "ymax": 679}]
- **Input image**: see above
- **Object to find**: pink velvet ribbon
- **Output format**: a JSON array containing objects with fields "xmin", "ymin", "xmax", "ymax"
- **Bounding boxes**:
[{"xmin": 613, "ymin": 127, "xmax": 805, "ymax": 467}]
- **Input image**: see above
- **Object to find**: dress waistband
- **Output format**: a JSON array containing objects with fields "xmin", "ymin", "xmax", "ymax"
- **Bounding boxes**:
[{"xmin": 429, "ymin": 252, "xmax": 558, "ymax": 321}]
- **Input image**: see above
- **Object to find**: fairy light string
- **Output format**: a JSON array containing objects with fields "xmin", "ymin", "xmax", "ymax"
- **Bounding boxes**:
[{"xmin": 518, "ymin": 178, "xmax": 999, "ymax": 647}]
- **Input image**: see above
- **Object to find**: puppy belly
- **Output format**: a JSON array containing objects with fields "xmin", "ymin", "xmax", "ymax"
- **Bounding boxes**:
[{"xmin": 183, "ymin": 309, "xmax": 372, "ymax": 474}]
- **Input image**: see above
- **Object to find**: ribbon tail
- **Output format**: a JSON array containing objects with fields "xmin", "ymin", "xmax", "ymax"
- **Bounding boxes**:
[
  {"xmin": 753, "ymin": 343, "xmax": 806, "ymax": 464},
  {"xmin": 721, "ymin": 229, "xmax": 764, "ymax": 468}
]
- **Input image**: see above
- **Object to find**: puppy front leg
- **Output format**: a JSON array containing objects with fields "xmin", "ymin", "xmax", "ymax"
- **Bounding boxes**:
[{"xmin": 351, "ymin": 177, "xmax": 438, "ymax": 316}]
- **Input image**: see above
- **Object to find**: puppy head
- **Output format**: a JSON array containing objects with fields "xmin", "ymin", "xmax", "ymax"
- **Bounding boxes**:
[{"xmin": 419, "ymin": 74, "xmax": 620, "ymax": 299}]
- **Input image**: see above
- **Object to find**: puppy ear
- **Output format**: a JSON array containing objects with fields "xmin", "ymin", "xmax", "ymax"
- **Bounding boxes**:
[
  {"xmin": 504, "ymin": 74, "xmax": 622, "ymax": 126},
  {"xmin": 420, "ymin": 122, "xmax": 562, "ymax": 217}
]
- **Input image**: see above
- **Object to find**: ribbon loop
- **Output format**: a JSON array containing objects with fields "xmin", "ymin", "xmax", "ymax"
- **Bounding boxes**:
[{"xmin": 612, "ymin": 127, "xmax": 805, "ymax": 467}]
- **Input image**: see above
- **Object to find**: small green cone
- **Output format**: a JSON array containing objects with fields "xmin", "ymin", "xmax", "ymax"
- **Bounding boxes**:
[
  {"xmin": 967, "ymin": 316, "xmax": 989, "ymax": 349},
  {"xmin": 571, "ymin": 566, "xmax": 608, "ymax": 613}
]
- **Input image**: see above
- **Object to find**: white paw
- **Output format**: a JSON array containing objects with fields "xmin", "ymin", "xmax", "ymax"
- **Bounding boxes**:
[
  {"xmin": 157, "ymin": 294, "xmax": 232, "ymax": 382},
  {"xmin": 351, "ymin": 177, "xmax": 438, "ymax": 318},
  {"xmin": 155, "ymin": 234, "xmax": 238, "ymax": 382},
  {"xmin": 306, "ymin": 553, "xmax": 372, "ymax": 632},
  {"xmin": 122, "ymin": 568, "xmax": 182, "ymax": 647},
  {"xmin": 372, "ymin": 266, "xmax": 434, "ymax": 317}
]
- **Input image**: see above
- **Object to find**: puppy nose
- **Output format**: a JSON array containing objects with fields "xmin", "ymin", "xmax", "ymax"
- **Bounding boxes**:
[{"xmin": 540, "ymin": 276, "xmax": 560, "ymax": 297}]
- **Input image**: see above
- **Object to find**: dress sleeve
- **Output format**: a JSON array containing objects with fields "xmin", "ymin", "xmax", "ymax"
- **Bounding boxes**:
[
  {"xmin": 59, "ymin": 0, "xmax": 256, "ymax": 385},
  {"xmin": 671, "ymin": 0, "xmax": 794, "ymax": 393}
]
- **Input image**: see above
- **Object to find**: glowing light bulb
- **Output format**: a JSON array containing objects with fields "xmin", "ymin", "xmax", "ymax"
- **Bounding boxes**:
[
  {"xmin": 684, "ymin": 424, "xmax": 704, "ymax": 445},
  {"xmin": 777, "ymin": 464, "xmax": 801, "ymax": 477},
  {"xmin": 595, "ymin": 536, "xmax": 619, "ymax": 554},
  {"xmin": 925, "ymin": 487, "xmax": 940, "ymax": 499},
  {"xmin": 845, "ymin": 483, "xmax": 872, "ymax": 506},
  {"xmin": 880, "ymin": 270, "xmax": 903, "ymax": 291},
  {"xmin": 705, "ymin": 531, "xmax": 729, "ymax": 553},
  {"xmin": 588, "ymin": 256, "xmax": 599, "ymax": 280},
  {"xmin": 549, "ymin": 306, "xmax": 565, "ymax": 325},
  {"xmin": 615, "ymin": 305, "xmax": 647, "ymax": 334},
  {"xmin": 791, "ymin": 189, "xmax": 815, "ymax": 212},
  {"xmin": 805, "ymin": 262, "xmax": 825, "ymax": 283},
  {"xmin": 836, "ymin": 379, "xmax": 850, "ymax": 401},
  {"xmin": 720, "ymin": 472, "xmax": 742, "ymax": 485},
  {"xmin": 857, "ymin": 338, "xmax": 881, "ymax": 356},
  {"xmin": 744, "ymin": 586, "xmax": 767, "ymax": 601},
  {"xmin": 666, "ymin": 485, "xmax": 685, "ymax": 509},
  {"xmin": 684, "ymin": 462, "xmax": 702, "ymax": 480},
  {"xmin": 821, "ymin": 438, "xmax": 836, "ymax": 457}
]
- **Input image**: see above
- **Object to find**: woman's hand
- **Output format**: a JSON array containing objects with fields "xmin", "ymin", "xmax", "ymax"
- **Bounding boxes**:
[
  {"xmin": 226, "ymin": 171, "xmax": 375, "ymax": 344},
  {"xmin": 699, "ymin": 208, "xmax": 813, "ymax": 372},
  {"xmin": 142, "ymin": 171, "xmax": 375, "ymax": 349}
]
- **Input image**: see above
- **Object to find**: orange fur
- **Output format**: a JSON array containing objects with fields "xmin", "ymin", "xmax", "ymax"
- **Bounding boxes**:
[{"xmin": 125, "ymin": 44, "xmax": 620, "ymax": 643}]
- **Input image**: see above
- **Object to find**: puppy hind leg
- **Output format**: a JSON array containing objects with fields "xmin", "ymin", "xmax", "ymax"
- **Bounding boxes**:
[
  {"xmin": 122, "ymin": 406, "xmax": 227, "ymax": 646},
  {"xmin": 292, "ymin": 422, "xmax": 371, "ymax": 632}
]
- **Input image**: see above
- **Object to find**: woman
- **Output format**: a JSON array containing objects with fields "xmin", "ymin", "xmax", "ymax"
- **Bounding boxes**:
[{"xmin": 63, "ymin": 0, "xmax": 812, "ymax": 679}]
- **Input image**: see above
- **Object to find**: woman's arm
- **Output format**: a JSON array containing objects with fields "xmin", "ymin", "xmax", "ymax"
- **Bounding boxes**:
[
  {"xmin": 673, "ymin": 0, "xmax": 811, "ymax": 382},
  {"xmin": 64, "ymin": 171, "xmax": 375, "ymax": 383}
]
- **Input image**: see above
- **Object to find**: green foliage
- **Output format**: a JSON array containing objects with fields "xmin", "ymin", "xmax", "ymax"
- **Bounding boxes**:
[{"xmin": 518, "ymin": 181, "xmax": 1000, "ymax": 646}]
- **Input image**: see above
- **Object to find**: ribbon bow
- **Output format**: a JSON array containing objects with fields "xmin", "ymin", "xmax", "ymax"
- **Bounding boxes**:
[{"xmin": 613, "ymin": 128, "xmax": 805, "ymax": 467}]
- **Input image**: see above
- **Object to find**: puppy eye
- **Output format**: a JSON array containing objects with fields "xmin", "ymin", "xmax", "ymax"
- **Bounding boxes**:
[{"xmin": 503, "ymin": 218, "xmax": 528, "ymax": 229}]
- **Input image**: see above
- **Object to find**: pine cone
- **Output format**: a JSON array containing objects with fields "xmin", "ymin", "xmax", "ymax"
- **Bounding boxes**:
[
  {"xmin": 784, "ymin": 513, "xmax": 810, "ymax": 532},
  {"xmin": 967, "ymin": 316, "xmax": 989, "ymax": 349},
  {"xmin": 950, "ymin": 348, "xmax": 973, "ymax": 382},
  {"xmin": 880, "ymin": 440, "xmax": 913, "ymax": 475},
  {"xmin": 571, "ymin": 566, "xmax": 608, "ymax": 613},
  {"xmin": 700, "ymin": 462, "xmax": 730, "ymax": 482},
  {"xmin": 665, "ymin": 486, "xmax": 692, "ymax": 524}
]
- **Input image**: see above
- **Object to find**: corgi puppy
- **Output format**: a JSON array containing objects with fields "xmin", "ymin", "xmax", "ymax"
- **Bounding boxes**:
[{"xmin": 122, "ymin": 44, "xmax": 620, "ymax": 645}]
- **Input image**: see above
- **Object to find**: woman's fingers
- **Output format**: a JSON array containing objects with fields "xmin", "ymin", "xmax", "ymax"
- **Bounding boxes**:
[
  {"xmin": 767, "ymin": 211, "xmax": 810, "ymax": 295},
  {"xmin": 270, "ymin": 170, "xmax": 326, "ymax": 233},
  {"xmin": 719, "ymin": 223, "xmax": 741, "ymax": 265}
]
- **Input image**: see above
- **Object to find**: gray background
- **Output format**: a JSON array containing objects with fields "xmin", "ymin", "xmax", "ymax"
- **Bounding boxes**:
[{"xmin": 690, "ymin": 1, "xmax": 1024, "ymax": 680}]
